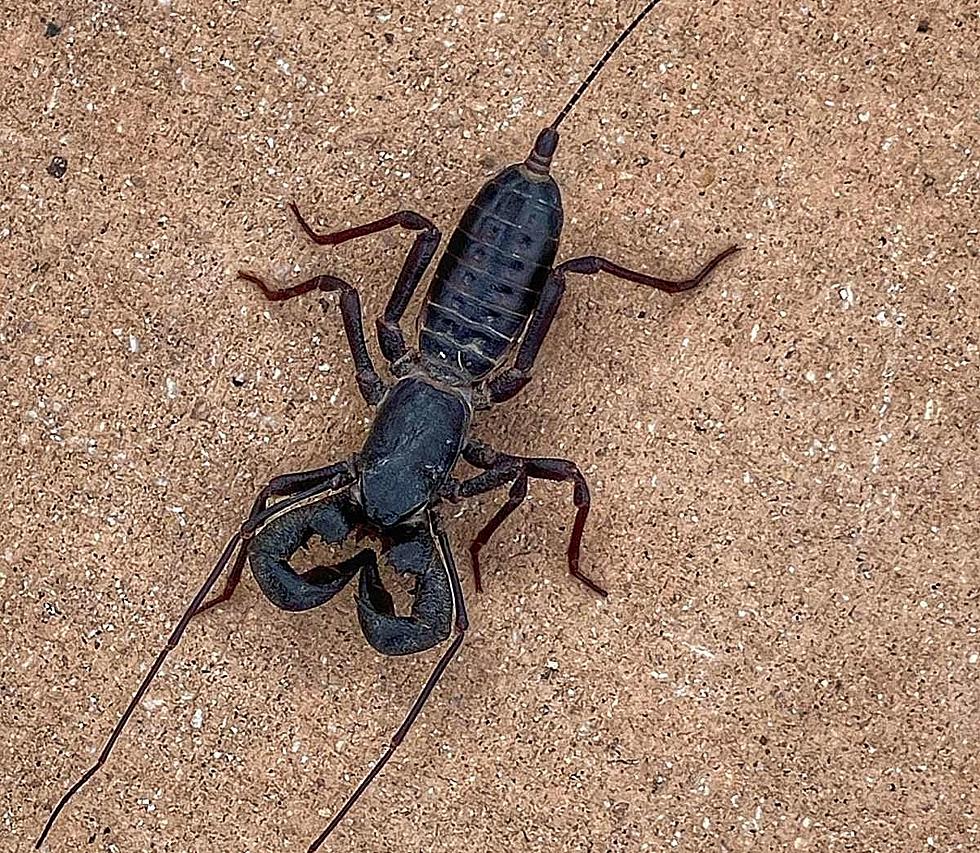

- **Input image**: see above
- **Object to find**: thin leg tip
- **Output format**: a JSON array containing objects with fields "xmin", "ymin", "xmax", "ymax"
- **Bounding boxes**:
[
  {"xmin": 570, "ymin": 567, "xmax": 608, "ymax": 598},
  {"xmin": 36, "ymin": 821, "xmax": 53, "ymax": 849},
  {"xmin": 588, "ymin": 580, "xmax": 610, "ymax": 598}
]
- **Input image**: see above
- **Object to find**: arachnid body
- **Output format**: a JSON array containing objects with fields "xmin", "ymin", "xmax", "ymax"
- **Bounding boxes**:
[{"xmin": 38, "ymin": 2, "xmax": 739, "ymax": 850}]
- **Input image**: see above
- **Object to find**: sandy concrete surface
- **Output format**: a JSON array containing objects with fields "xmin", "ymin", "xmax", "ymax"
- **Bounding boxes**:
[{"xmin": 2, "ymin": 1, "xmax": 977, "ymax": 851}]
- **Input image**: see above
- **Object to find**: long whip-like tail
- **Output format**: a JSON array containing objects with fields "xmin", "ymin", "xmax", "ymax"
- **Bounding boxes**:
[{"xmin": 551, "ymin": 0, "xmax": 665, "ymax": 130}]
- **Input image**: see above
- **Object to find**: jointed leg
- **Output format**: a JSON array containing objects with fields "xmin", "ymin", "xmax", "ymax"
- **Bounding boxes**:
[
  {"xmin": 557, "ymin": 245, "xmax": 740, "ymax": 293},
  {"xmin": 451, "ymin": 440, "xmax": 605, "ymax": 596},
  {"xmin": 483, "ymin": 270, "xmax": 565, "ymax": 404},
  {"xmin": 520, "ymin": 457, "xmax": 603, "ymax": 596},
  {"xmin": 468, "ymin": 473, "xmax": 528, "ymax": 592},
  {"xmin": 485, "ymin": 244, "xmax": 740, "ymax": 405},
  {"xmin": 289, "ymin": 204, "xmax": 442, "ymax": 367},
  {"xmin": 238, "ymin": 271, "xmax": 385, "ymax": 405}
]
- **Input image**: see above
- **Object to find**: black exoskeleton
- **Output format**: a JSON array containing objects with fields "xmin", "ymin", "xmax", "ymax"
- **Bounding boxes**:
[
  {"xmin": 38, "ymin": 3, "xmax": 741, "ymax": 851},
  {"xmin": 419, "ymin": 144, "xmax": 562, "ymax": 384}
]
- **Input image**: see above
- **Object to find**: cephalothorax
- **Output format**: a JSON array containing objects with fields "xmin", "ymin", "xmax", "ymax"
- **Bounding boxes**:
[{"xmin": 38, "ymin": 2, "xmax": 739, "ymax": 850}]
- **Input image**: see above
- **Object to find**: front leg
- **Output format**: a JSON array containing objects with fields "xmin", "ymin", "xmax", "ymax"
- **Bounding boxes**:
[
  {"xmin": 33, "ymin": 480, "xmax": 356, "ymax": 850},
  {"xmin": 305, "ymin": 511, "xmax": 467, "ymax": 852}
]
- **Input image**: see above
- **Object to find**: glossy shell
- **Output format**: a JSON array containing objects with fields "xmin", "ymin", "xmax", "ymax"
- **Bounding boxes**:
[{"xmin": 419, "ymin": 164, "xmax": 563, "ymax": 382}]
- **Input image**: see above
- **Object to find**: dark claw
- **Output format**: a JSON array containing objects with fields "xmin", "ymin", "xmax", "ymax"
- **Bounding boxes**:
[
  {"xmin": 248, "ymin": 492, "xmax": 363, "ymax": 612},
  {"xmin": 356, "ymin": 524, "xmax": 452, "ymax": 656}
]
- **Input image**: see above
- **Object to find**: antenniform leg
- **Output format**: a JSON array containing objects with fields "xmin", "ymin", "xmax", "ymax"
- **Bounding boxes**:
[
  {"xmin": 238, "ymin": 270, "xmax": 386, "ymax": 405},
  {"xmin": 194, "ymin": 459, "xmax": 356, "ymax": 616},
  {"xmin": 289, "ymin": 204, "xmax": 442, "ymax": 368},
  {"xmin": 35, "ymin": 482, "xmax": 349, "ymax": 850},
  {"xmin": 307, "ymin": 512, "xmax": 466, "ymax": 852},
  {"xmin": 485, "ymin": 244, "xmax": 740, "ymax": 404},
  {"xmin": 444, "ymin": 440, "xmax": 605, "ymax": 596}
]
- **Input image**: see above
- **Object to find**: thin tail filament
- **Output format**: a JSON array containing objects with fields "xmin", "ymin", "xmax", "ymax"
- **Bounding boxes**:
[{"xmin": 551, "ymin": 0, "xmax": 665, "ymax": 130}]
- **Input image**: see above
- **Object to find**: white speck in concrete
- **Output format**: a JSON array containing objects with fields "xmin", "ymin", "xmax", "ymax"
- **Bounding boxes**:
[{"xmin": 685, "ymin": 643, "xmax": 715, "ymax": 660}]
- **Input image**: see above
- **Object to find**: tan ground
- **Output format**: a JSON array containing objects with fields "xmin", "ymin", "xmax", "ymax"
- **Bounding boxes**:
[{"xmin": 2, "ymin": 1, "xmax": 977, "ymax": 851}]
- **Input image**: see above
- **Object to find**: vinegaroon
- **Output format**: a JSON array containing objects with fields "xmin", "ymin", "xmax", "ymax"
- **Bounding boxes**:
[{"xmin": 38, "ymin": 1, "xmax": 739, "ymax": 849}]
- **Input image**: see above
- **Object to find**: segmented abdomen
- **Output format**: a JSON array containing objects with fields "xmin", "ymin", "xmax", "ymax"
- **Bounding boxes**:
[{"xmin": 419, "ymin": 164, "xmax": 563, "ymax": 383}]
